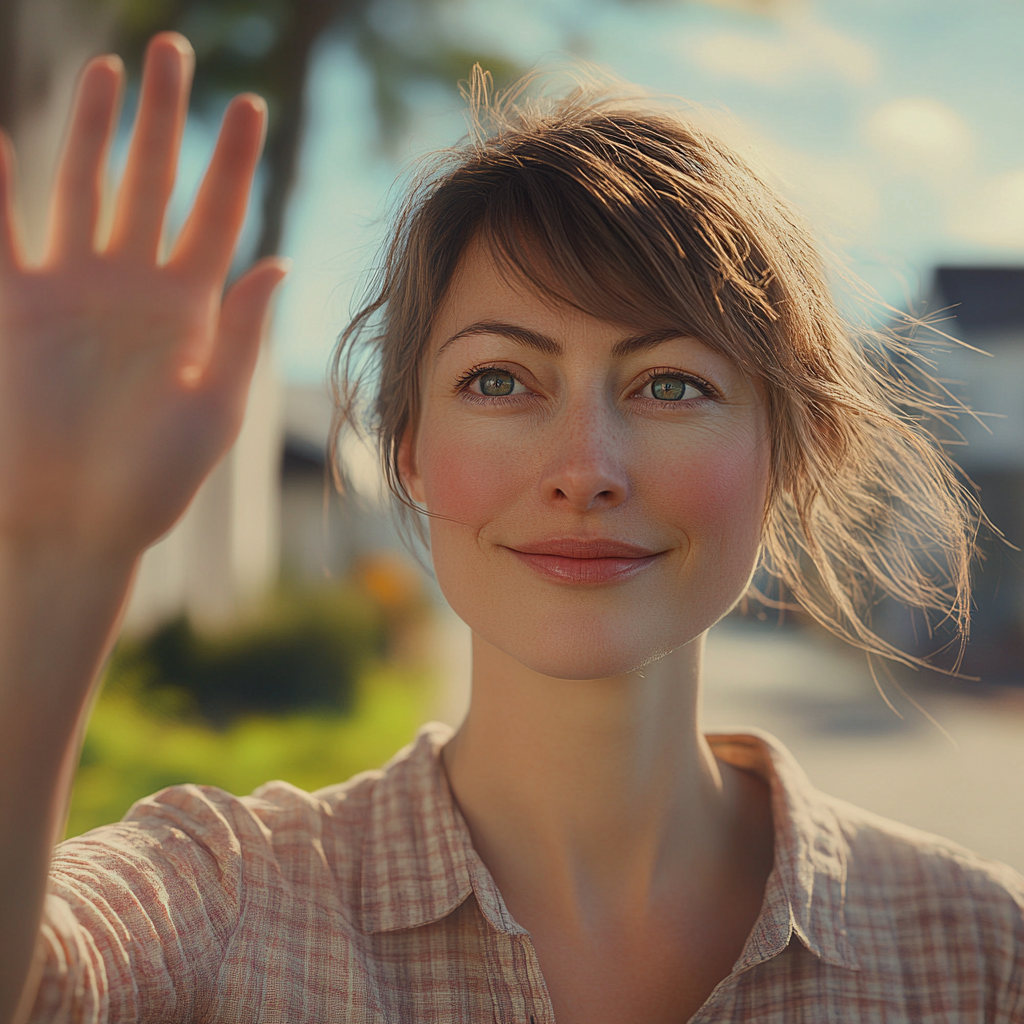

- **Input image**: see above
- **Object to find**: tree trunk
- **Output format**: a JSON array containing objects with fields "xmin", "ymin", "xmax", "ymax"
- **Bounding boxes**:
[
  {"xmin": 0, "ymin": 0, "xmax": 18, "ymax": 134},
  {"xmin": 256, "ymin": 0, "xmax": 339, "ymax": 259}
]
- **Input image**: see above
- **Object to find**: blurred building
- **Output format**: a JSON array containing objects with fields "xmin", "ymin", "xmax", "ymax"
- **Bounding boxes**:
[
  {"xmin": 126, "ymin": 377, "xmax": 411, "ymax": 631},
  {"xmin": 915, "ymin": 266, "xmax": 1024, "ymax": 681},
  {"xmin": 124, "ymin": 352, "xmax": 283, "ymax": 631},
  {"xmin": 278, "ymin": 382, "xmax": 404, "ymax": 586}
]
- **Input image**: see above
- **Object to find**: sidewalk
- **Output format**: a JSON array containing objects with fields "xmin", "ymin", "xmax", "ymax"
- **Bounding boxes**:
[{"xmin": 704, "ymin": 620, "xmax": 1024, "ymax": 874}]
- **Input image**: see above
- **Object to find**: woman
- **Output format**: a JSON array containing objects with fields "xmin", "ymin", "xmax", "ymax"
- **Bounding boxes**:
[{"xmin": 1, "ymin": 31, "xmax": 1021, "ymax": 1024}]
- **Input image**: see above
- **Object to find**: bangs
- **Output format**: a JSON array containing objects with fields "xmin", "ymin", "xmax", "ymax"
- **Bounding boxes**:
[{"xmin": 451, "ymin": 115, "xmax": 787, "ymax": 380}]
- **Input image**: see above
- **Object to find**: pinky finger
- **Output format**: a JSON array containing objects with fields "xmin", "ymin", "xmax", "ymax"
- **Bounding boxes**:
[{"xmin": 0, "ymin": 131, "xmax": 24, "ymax": 271}]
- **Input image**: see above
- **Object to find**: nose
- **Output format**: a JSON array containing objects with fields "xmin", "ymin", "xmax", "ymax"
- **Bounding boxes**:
[{"xmin": 538, "ymin": 406, "xmax": 630, "ymax": 511}]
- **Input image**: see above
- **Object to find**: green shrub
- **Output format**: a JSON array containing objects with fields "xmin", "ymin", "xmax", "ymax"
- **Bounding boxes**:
[
  {"xmin": 63, "ymin": 571, "xmax": 436, "ymax": 839},
  {"xmin": 115, "ymin": 585, "xmax": 389, "ymax": 726},
  {"xmin": 66, "ymin": 663, "xmax": 430, "ymax": 839}
]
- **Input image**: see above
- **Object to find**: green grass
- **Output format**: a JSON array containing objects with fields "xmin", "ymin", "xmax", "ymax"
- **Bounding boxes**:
[{"xmin": 65, "ymin": 662, "xmax": 431, "ymax": 840}]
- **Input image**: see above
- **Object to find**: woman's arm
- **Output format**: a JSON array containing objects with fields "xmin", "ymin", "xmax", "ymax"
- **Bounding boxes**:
[{"xmin": 0, "ymin": 33, "xmax": 286, "ymax": 1023}]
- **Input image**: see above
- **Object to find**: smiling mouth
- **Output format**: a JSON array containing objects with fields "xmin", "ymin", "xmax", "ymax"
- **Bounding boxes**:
[{"xmin": 504, "ymin": 539, "xmax": 664, "ymax": 584}]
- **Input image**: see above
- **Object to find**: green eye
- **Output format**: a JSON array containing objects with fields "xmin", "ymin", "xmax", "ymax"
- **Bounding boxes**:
[
  {"xmin": 651, "ymin": 376, "xmax": 688, "ymax": 401},
  {"xmin": 479, "ymin": 371, "xmax": 516, "ymax": 396}
]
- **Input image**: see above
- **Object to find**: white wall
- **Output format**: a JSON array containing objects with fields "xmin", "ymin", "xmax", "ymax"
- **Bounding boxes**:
[{"xmin": 124, "ymin": 346, "xmax": 282, "ymax": 632}]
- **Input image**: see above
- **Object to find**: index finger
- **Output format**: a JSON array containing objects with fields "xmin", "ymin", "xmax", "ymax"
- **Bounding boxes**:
[{"xmin": 168, "ymin": 94, "xmax": 267, "ymax": 282}]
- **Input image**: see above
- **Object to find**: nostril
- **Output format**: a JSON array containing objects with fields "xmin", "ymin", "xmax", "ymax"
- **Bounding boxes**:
[
  {"xmin": 550, "ymin": 485, "xmax": 623, "ymax": 506},
  {"xmin": 544, "ymin": 466, "xmax": 629, "ymax": 509}
]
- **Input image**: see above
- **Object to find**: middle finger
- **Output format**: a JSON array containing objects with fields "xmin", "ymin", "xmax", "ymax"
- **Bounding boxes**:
[{"xmin": 107, "ymin": 32, "xmax": 194, "ymax": 261}]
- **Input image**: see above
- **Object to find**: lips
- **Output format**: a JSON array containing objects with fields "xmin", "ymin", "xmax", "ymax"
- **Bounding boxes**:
[{"xmin": 504, "ymin": 538, "xmax": 663, "ymax": 584}]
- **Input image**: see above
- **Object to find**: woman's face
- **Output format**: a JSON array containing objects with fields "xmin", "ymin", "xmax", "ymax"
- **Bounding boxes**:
[{"xmin": 402, "ymin": 239, "xmax": 771, "ymax": 679}]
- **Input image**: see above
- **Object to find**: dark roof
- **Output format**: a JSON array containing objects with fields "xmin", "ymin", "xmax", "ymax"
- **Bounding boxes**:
[
  {"xmin": 933, "ymin": 266, "xmax": 1024, "ymax": 332},
  {"xmin": 282, "ymin": 434, "xmax": 326, "ymax": 476}
]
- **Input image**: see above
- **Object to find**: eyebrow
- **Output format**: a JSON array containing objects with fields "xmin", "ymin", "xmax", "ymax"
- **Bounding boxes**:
[{"xmin": 435, "ymin": 320, "xmax": 687, "ymax": 359}]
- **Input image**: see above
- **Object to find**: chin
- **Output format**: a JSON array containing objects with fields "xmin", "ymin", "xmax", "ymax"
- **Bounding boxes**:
[
  {"xmin": 431, "ymin": 532, "xmax": 757, "ymax": 682},
  {"xmin": 451, "ymin": 592, "xmax": 704, "ymax": 680}
]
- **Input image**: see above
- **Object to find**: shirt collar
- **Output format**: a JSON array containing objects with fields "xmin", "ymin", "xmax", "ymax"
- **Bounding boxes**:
[
  {"xmin": 708, "ymin": 728, "xmax": 862, "ymax": 972},
  {"xmin": 360, "ymin": 721, "xmax": 862, "ymax": 972},
  {"xmin": 359, "ymin": 721, "xmax": 473, "ymax": 933}
]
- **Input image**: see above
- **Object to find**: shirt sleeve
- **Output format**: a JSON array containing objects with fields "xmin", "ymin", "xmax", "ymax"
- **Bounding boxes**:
[{"xmin": 28, "ymin": 784, "xmax": 252, "ymax": 1024}]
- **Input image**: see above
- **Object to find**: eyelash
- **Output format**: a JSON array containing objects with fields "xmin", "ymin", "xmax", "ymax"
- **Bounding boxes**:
[
  {"xmin": 451, "ymin": 365, "xmax": 719, "ymax": 403},
  {"xmin": 451, "ymin": 364, "xmax": 529, "ymax": 405},
  {"xmin": 634, "ymin": 368, "xmax": 719, "ymax": 401}
]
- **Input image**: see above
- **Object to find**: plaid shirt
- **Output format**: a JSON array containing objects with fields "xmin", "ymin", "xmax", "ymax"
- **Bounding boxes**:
[{"xmin": 32, "ymin": 722, "xmax": 1024, "ymax": 1022}]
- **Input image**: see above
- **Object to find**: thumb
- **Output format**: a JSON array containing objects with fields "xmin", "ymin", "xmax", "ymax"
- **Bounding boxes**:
[{"xmin": 200, "ymin": 256, "xmax": 290, "ymax": 409}]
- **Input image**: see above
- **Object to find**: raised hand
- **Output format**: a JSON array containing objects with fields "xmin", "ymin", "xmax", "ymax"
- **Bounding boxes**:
[
  {"xmin": 0, "ymin": 32, "xmax": 288, "ymax": 560},
  {"xmin": 0, "ymin": 36, "xmax": 291, "ymax": 1022}
]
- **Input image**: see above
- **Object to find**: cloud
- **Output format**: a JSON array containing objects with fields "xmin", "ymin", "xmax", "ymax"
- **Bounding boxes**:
[
  {"xmin": 950, "ymin": 168, "xmax": 1024, "ymax": 251},
  {"xmin": 771, "ymin": 150, "xmax": 881, "ymax": 242},
  {"xmin": 684, "ymin": 18, "xmax": 876, "ymax": 88},
  {"xmin": 863, "ymin": 98, "xmax": 975, "ymax": 176},
  {"xmin": 686, "ymin": 110, "xmax": 880, "ymax": 243}
]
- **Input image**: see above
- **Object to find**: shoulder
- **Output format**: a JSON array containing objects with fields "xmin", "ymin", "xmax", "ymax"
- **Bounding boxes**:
[
  {"xmin": 828, "ymin": 794, "xmax": 1024, "ymax": 984},
  {"xmin": 832, "ymin": 794, "xmax": 1024, "ymax": 909},
  {"xmin": 37, "ymin": 730, "xmax": 450, "ymax": 1020},
  {"xmin": 712, "ymin": 728, "xmax": 1024, "ymax": 1011},
  {"xmin": 713, "ymin": 727, "xmax": 1024, "ymax": 929},
  {"xmin": 53, "ymin": 723, "xmax": 448, "ymax": 903}
]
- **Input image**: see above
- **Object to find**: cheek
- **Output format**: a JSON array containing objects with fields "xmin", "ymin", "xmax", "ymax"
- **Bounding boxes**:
[
  {"xmin": 415, "ymin": 419, "xmax": 526, "ymax": 525},
  {"xmin": 643, "ymin": 428, "xmax": 768, "ymax": 553}
]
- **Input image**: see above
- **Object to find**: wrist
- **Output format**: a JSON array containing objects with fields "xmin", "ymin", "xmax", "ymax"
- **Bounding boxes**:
[
  {"xmin": 0, "ymin": 531, "xmax": 140, "ymax": 585},
  {"xmin": 0, "ymin": 538, "xmax": 139, "ymax": 701}
]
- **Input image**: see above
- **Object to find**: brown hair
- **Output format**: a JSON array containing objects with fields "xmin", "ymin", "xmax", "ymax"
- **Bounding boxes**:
[{"xmin": 331, "ymin": 69, "xmax": 982, "ymax": 669}]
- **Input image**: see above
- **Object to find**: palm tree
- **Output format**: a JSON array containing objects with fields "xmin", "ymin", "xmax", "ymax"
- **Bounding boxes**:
[{"xmin": 104, "ymin": 0, "xmax": 520, "ymax": 260}]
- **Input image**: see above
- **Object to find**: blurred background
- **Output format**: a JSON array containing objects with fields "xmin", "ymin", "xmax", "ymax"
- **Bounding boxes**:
[{"xmin": 2, "ymin": 0, "xmax": 1023, "ymax": 870}]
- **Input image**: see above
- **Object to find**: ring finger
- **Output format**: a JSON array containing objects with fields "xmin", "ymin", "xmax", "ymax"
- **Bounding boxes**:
[{"xmin": 47, "ymin": 55, "xmax": 123, "ymax": 262}]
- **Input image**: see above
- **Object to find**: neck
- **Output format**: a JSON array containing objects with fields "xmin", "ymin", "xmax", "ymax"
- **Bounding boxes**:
[{"xmin": 442, "ymin": 633, "xmax": 735, "ymax": 917}]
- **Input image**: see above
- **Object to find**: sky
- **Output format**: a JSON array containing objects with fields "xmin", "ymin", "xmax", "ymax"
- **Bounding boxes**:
[{"xmin": 260, "ymin": 0, "xmax": 1024, "ymax": 383}]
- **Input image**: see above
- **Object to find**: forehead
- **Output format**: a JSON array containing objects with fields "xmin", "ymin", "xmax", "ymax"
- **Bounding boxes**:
[
  {"xmin": 430, "ymin": 236, "xmax": 661, "ymax": 356},
  {"xmin": 428, "ymin": 236, "xmax": 747, "ymax": 379},
  {"xmin": 432, "ymin": 236, "xmax": 566, "ymax": 329}
]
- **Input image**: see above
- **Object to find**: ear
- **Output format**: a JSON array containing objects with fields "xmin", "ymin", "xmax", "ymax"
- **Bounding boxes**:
[{"xmin": 397, "ymin": 428, "xmax": 426, "ymax": 506}]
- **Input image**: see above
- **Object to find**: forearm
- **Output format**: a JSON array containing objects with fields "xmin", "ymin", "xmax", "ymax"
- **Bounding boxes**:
[
  {"xmin": 0, "ymin": 540, "xmax": 137, "ymax": 1024},
  {"xmin": 0, "ymin": 28, "xmax": 280, "ymax": 1021}
]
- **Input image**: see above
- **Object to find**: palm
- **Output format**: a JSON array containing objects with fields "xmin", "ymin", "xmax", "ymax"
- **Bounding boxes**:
[{"xmin": 0, "ymin": 33, "xmax": 287, "ymax": 557}]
